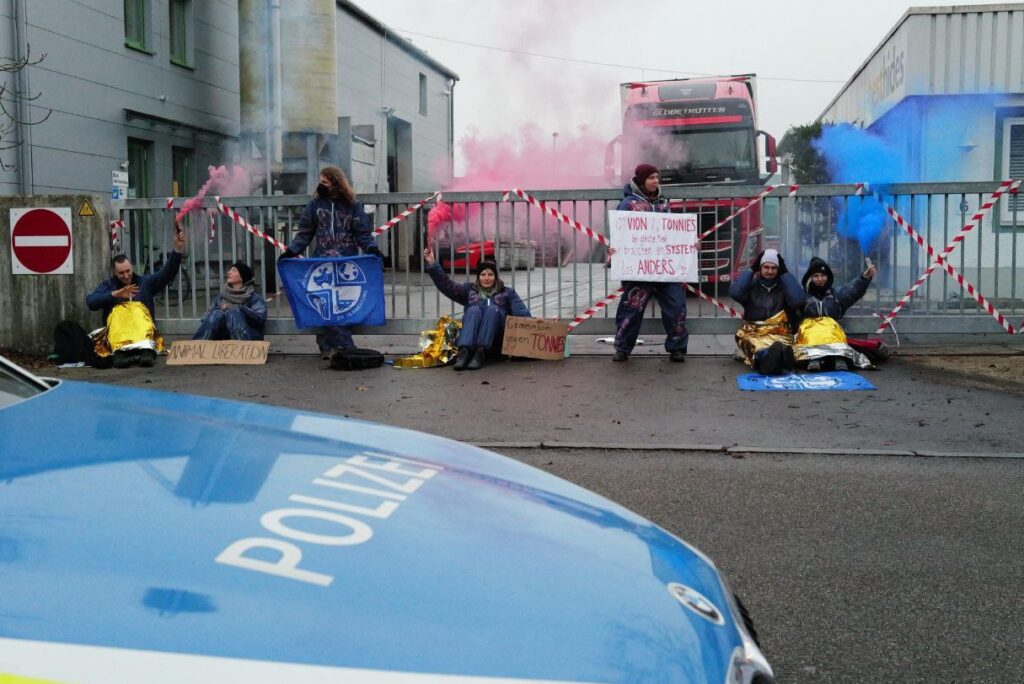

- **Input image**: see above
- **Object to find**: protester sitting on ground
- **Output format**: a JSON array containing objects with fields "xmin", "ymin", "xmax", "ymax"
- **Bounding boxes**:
[
  {"xmin": 192, "ymin": 261, "xmax": 267, "ymax": 341},
  {"xmin": 794, "ymin": 257, "xmax": 877, "ymax": 371},
  {"xmin": 86, "ymin": 225, "xmax": 187, "ymax": 368},
  {"xmin": 728, "ymin": 248, "xmax": 805, "ymax": 375},
  {"xmin": 609, "ymin": 163, "xmax": 688, "ymax": 363},
  {"xmin": 278, "ymin": 165, "xmax": 382, "ymax": 361},
  {"xmin": 421, "ymin": 247, "xmax": 531, "ymax": 371}
]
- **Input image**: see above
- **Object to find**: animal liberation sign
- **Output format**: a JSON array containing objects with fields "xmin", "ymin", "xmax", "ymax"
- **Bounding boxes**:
[
  {"xmin": 10, "ymin": 207, "xmax": 74, "ymax": 275},
  {"xmin": 608, "ymin": 210, "xmax": 699, "ymax": 282}
]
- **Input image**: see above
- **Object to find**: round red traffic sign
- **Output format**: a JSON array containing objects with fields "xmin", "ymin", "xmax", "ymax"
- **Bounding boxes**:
[{"xmin": 11, "ymin": 208, "xmax": 72, "ymax": 274}]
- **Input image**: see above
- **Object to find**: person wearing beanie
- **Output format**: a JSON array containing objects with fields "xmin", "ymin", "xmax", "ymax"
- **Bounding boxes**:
[
  {"xmin": 794, "ymin": 256, "xmax": 878, "ymax": 371},
  {"xmin": 421, "ymin": 247, "xmax": 531, "ymax": 371},
  {"xmin": 728, "ymin": 248, "xmax": 806, "ymax": 374},
  {"xmin": 609, "ymin": 163, "xmax": 689, "ymax": 363},
  {"xmin": 192, "ymin": 261, "xmax": 267, "ymax": 341},
  {"xmin": 279, "ymin": 165, "xmax": 382, "ymax": 358}
]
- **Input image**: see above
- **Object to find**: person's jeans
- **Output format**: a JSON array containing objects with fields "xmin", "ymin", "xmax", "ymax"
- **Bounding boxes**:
[
  {"xmin": 193, "ymin": 309, "xmax": 263, "ymax": 341},
  {"xmin": 613, "ymin": 281, "xmax": 688, "ymax": 353},
  {"xmin": 316, "ymin": 326, "xmax": 354, "ymax": 353},
  {"xmin": 459, "ymin": 305, "xmax": 506, "ymax": 349}
]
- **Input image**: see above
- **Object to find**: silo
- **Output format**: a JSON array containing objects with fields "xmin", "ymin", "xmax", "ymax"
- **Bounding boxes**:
[
  {"xmin": 279, "ymin": 0, "xmax": 338, "ymax": 133},
  {"xmin": 238, "ymin": 0, "xmax": 338, "ymax": 175}
]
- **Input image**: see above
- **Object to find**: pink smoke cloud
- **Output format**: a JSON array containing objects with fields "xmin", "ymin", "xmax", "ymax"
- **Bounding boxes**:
[{"xmin": 176, "ymin": 164, "xmax": 256, "ymax": 223}]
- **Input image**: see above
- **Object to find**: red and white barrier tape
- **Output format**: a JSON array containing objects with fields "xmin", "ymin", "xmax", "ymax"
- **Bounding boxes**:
[
  {"xmin": 502, "ymin": 187, "xmax": 609, "ymax": 246},
  {"xmin": 566, "ymin": 289, "xmax": 623, "ymax": 331},
  {"xmin": 373, "ymin": 192, "xmax": 441, "ymax": 236},
  {"xmin": 697, "ymin": 184, "xmax": 798, "ymax": 242},
  {"xmin": 165, "ymin": 197, "xmax": 174, "ymax": 210},
  {"xmin": 875, "ymin": 180, "xmax": 1019, "ymax": 332},
  {"xmin": 109, "ymin": 219, "xmax": 124, "ymax": 247},
  {"xmin": 874, "ymin": 187, "xmax": 1018, "ymax": 334},
  {"xmin": 683, "ymin": 283, "xmax": 743, "ymax": 319},
  {"xmin": 214, "ymin": 196, "xmax": 291, "ymax": 253}
]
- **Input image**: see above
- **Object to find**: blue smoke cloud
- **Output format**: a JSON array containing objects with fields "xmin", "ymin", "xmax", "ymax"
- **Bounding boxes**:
[{"xmin": 812, "ymin": 123, "xmax": 905, "ymax": 253}]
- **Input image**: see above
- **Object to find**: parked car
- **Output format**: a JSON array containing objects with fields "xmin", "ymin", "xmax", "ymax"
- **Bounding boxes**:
[
  {"xmin": 0, "ymin": 355, "xmax": 773, "ymax": 683},
  {"xmin": 436, "ymin": 239, "xmax": 497, "ymax": 271}
]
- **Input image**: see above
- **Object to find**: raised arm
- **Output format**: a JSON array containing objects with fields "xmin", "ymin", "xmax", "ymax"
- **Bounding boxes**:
[{"xmin": 422, "ymin": 248, "xmax": 470, "ymax": 305}]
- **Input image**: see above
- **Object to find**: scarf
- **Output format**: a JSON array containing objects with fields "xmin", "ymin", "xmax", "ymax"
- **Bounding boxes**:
[
  {"xmin": 220, "ymin": 282, "xmax": 254, "ymax": 308},
  {"xmin": 474, "ymin": 284, "xmax": 497, "ymax": 300}
]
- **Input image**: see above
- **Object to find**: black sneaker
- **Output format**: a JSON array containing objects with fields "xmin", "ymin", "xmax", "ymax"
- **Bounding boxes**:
[
  {"xmin": 612, "ymin": 350, "xmax": 629, "ymax": 362},
  {"xmin": 138, "ymin": 350, "xmax": 157, "ymax": 368},
  {"xmin": 669, "ymin": 350, "xmax": 686, "ymax": 363},
  {"xmin": 111, "ymin": 351, "xmax": 133, "ymax": 369},
  {"xmin": 782, "ymin": 345, "xmax": 795, "ymax": 371}
]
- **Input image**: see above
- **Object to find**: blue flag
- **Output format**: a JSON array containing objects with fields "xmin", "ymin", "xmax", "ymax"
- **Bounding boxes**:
[
  {"xmin": 277, "ymin": 256, "xmax": 386, "ymax": 329},
  {"xmin": 737, "ymin": 371, "xmax": 876, "ymax": 391}
]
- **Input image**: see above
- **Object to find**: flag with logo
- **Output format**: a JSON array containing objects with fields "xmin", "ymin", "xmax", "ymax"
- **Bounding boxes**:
[{"xmin": 277, "ymin": 256, "xmax": 386, "ymax": 328}]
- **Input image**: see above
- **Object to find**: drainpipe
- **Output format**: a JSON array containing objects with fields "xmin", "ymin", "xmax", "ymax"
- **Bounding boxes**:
[
  {"xmin": 13, "ymin": 0, "xmax": 33, "ymax": 194},
  {"xmin": 448, "ymin": 78, "xmax": 456, "ymax": 183}
]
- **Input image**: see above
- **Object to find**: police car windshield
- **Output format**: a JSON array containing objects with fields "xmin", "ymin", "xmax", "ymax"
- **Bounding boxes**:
[{"xmin": 0, "ymin": 356, "xmax": 51, "ymax": 408}]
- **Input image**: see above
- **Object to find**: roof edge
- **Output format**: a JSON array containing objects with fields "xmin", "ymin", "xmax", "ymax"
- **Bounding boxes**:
[{"xmin": 339, "ymin": 0, "xmax": 460, "ymax": 81}]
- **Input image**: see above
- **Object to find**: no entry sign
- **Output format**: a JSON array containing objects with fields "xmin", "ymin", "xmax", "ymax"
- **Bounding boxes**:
[{"xmin": 10, "ymin": 207, "xmax": 73, "ymax": 274}]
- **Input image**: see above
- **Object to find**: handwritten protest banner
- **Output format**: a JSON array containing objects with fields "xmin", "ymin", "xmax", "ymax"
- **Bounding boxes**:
[
  {"xmin": 501, "ymin": 316, "xmax": 567, "ymax": 361},
  {"xmin": 608, "ymin": 210, "xmax": 699, "ymax": 282},
  {"xmin": 166, "ymin": 340, "xmax": 270, "ymax": 366}
]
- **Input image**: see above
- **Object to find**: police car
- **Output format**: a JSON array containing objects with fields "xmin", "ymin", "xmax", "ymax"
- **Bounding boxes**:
[{"xmin": 0, "ymin": 354, "xmax": 773, "ymax": 683}]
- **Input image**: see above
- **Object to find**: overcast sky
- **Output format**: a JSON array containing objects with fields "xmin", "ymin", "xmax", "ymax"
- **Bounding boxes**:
[{"xmin": 365, "ymin": 0, "xmax": 999, "ymax": 174}]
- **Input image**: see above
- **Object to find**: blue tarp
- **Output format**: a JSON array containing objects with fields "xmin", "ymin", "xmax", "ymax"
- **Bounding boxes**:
[{"xmin": 737, "ymin": 372, "xmax": 876, "ymax": 391}]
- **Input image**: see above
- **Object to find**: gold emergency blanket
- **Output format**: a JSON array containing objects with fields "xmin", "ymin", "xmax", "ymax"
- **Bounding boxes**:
[
  {"xmin": 793, "ymin": 316, "xmax": 872, "ymax": 369},
  {"xmin": 734, "ymin": 310, "xmax": 793, "ymax": 367},
  {"xmin": 393, "ymin": 316, "xmax": 462, "ymax": 369},
  {"xmin": 95, "ymin": 302, "xmax": 163, "ymax": 357}
]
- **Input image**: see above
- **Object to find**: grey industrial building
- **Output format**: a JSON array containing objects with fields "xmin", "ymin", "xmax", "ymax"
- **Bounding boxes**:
[{"xmin": 0, "ymin": 0, "xmax": 458, "ymax": 199}]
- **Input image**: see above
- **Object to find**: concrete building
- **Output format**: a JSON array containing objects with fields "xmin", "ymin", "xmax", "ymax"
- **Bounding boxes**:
[
  {"xmin": 0, "ymin": 0, "xmax": 457, "ymax": 200},
  {"xmin": 819, "ymin": 4, "xmax": 1023, "ymax": 221}
]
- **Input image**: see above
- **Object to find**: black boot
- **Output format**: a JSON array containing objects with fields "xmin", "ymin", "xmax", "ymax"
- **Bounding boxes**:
[
  {"xmin": 466, "ymin": 347, "xmax": 486, "ymax": 370},
  {"xmin": 452, "ymin": 347, "xmax": 472, "ymax": 371}
]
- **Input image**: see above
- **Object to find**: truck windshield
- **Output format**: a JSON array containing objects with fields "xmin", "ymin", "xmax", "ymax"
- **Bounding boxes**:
[{"xmin": 628, "ymin": 128, "xmax": 755, "ymax": 184}]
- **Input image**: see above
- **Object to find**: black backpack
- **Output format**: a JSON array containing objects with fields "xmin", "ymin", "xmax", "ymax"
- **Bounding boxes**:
[
  {"xmin": 53, "ymin": 320, "xmax": 96, "ymax": 364},
  {"xmin": 329, "ymin": 347, "xmax": 385, "ymax": 370}
]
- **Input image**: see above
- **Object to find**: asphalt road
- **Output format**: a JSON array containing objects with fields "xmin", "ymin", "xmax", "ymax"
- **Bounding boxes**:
[{"xmin": 52, "ymin": 352, "xmax": 1024, "ymax": 681}]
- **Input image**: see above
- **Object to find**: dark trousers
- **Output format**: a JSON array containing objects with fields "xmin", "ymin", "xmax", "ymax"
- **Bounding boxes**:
[
  {"xmin": 614, "ymin": 281, "xmax": 688, "ymax": 354},
  {"xmin": 316, "ymin": 326, "xmax": 354, "ymax": 352},
  {"xmin": 193, "ymin": 308, "xmax": 263, "ymax": 341},
  {"xmin": 459, "ymin": 305, "xmax": 506, "ymax": 350}
]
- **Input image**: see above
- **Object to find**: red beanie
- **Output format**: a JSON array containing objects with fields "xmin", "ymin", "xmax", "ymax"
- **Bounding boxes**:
[{"xmin": 634, "ymin": 163, "xmax": 659, "ymax": 186}]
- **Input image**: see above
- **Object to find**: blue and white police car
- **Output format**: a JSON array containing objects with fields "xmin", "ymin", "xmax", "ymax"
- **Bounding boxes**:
[{"xmin": 0, "ymin": 354, "xmax": 773, "ymax": 683}]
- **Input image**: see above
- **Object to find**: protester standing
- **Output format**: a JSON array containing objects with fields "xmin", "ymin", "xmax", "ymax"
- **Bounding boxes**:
[
  {"xmin": 610, "ymin": 164, "xmax": 688, "ymax": 363},
  {"xmin": 279, "ymin": 166, "xmax": 382, "ymax": 359}
]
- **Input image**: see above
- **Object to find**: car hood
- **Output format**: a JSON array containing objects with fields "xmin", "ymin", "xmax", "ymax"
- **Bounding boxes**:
[{"xmin": 0, "ymin": 380, "xmax": 742, "ymax": 683}]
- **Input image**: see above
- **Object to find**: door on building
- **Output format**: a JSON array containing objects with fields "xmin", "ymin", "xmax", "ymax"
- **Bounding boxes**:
[
  {"xmin": 126, "ymin": 138, "xmax": 154, "ymax": 265},
  {"xmin": 386, "ymin": 116, "xmax": 414, "ymax": 268},
  {"xmin": 172, "ymin": 147, "xmax": 195, "ymax": 198}
]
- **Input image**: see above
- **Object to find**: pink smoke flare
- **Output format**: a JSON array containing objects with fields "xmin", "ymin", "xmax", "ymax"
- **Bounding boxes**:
[{"xmin": 176, "ymin": 164, "xmax": 254, "ymax": 224}]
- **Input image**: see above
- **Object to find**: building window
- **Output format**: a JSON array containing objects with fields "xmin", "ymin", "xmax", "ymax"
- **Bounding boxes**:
[
  {"xmin": 124, "ymin": 0, "xmax": 152, "ymax": 53},
  {"xmin": 1001, "ymin": 117, "xmax": 1024, "ymax": 225},
  {"xmin": 127, "ymin": 138, "xmax": 152, "ymax": 200},
  {"xmin": 169, "ymin": 0, "xmax": 193, "ymax": 68},
  {"xmin": 419, "ymin": 73, "xmax": 427, "ymax": 116},
  {"xmin": 172, "ymin": 147, "xmax": 194, "ymax": 198}
]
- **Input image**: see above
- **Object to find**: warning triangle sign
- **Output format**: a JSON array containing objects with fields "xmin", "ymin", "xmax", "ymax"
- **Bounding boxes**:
[{"xmin": 78, "ymin": 199, "xmax": 96, "ymax": 217}]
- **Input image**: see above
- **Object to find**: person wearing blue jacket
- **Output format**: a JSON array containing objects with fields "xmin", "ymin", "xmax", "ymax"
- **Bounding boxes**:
[
  {"xmin": 192, "ymin": 261, "xmax": 267, "ymax": 341},
  {"xmin": 86, "ymin": 227, "xmax": 186, "ymax": 368},
  {"xmin": 422, "ymin": 247, "xmax": 531, "ymax": 371},
  {"xmin": 279, "ymin": 165, "xmax": 382, "ymax": 357},
  {"xmin": 610, "ymin": 163, "xmax": 688, "ymax": 363},
  {"xmin": 796, "ymin": 256, "xmax": 877, "ymax": 371},
  {"xmin": 728, "ymin": 248, "xmax": 805, "ymax": 374}
]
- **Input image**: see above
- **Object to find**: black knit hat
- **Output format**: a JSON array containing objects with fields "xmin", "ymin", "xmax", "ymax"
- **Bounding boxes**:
[
  {"xmin": 476, "ymin": 259, "xmax": 498, "ymax": 276},
  {"xmin": 634, "ymin": 163, "xmax": 659, "ymax": 186},
  {"xmin": 801, "ymin": 257, "xmax": 833, "ymax": 291},
  {"xmin": 231, "ymin": 260, "xmax": 255, "ymax": 284}
]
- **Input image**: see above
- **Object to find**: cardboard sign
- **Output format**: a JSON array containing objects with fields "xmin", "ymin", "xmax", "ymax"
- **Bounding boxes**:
[
  {"xmin": 166, "ymin": 340, "xmax": 270, "ymax": 365},
  {"xmin": 608, "ymin": 210, "xmax": 699, "ymax": 282},
  {"xmin": 501, "ymin": 316, "xmax": 567, "ymax": 361}
]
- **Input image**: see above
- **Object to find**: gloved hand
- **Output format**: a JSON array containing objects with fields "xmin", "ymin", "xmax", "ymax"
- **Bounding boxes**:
[
  {"xmin": 366, "ymin": 246, "xmax": 383, "ymax": 259},
  {"xmin": 278, "ymin": 248, "xmax": 298, "ymax": 262}
]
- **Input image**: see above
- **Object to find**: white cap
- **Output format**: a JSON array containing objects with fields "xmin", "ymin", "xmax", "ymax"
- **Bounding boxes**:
[{"xmin": 761, "ymin": 249, "xmax": 780, "ymax": 267}]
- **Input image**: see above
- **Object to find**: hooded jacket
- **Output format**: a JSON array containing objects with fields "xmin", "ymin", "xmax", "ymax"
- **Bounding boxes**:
[
  {"xmin": 800, "ymin": 257, "xmax": 871, "ymax": 320},
  {"xmin": 728, "ymin": 250, "xmax": 805, "ymax": 322},
  {"xmin": 617, "ymin": 180, "xmax": 670, "ymax": 213},
  {"xmin": 288, "ymin": 196, "xmax": 376, "ymax": 257}
]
